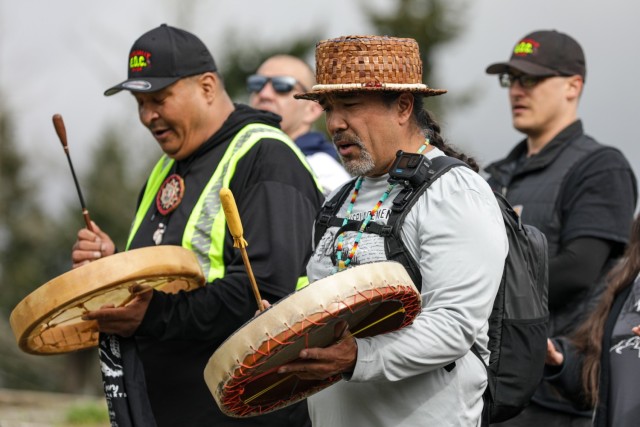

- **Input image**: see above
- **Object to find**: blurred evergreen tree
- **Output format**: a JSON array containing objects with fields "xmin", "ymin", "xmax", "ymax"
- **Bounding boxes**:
[
  {"xmin": 0, "ymin": 106, "xmax": 53, "ymax": 316},
  {"xmin": 0, "ymin": 103, "xmax": 69, "ymax": 391},
  {"xmin": 362, "ymin": 0, "xmax": 472, "ymax": 119},
  {"xmin": 0, "ymin": 117, "xmax": 151, "ymax": 393},
  {"xmin": 217, "ymin": 1, "xmax": 471, "ymax": 135}
]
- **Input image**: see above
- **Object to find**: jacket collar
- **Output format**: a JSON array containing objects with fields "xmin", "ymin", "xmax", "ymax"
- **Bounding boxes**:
[
  {"xmin": 295, "ymin": 131, "xmax": 339, "ymax": 160},
  {"xmin": 485, "ymin": 120, "xmax": 584, "ymax": 183}
]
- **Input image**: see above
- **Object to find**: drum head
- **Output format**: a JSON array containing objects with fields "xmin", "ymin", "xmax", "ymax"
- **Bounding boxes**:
[
  {"xmin": 205, "ymin": 261, "xmax": 421, "ymax": 417},
  {"xmin": 10, "ymin": 246, "xmax": 204, "ymax": 355}
]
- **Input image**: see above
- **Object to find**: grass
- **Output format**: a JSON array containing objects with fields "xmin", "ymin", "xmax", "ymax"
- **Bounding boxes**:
[{"xmin": 64, "ymin": 401, "xmax": 109, "ymax": 425}]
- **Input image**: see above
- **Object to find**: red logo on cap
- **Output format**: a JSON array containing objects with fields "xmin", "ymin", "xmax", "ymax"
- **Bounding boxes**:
[
  {"xmin": 513, "ymin": 38, "xmax": 539, "ymax": 56},
  {"xmin": 129, "ymin": 50, "xmax": 151, "ymax": 72}
]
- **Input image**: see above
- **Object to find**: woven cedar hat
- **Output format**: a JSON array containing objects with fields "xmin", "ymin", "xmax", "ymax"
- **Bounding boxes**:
[{"xmin": 295, "ymin": 35, "xmax": 447, "ymax": 101}]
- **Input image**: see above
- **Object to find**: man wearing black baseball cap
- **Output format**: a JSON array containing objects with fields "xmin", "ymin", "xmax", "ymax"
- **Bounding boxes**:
[
  {"xmin": 72, "ymin": 24, "xmax": 321, "ymax": 427},
  {"xmin": 104, "ymin": 24, "xmax": 219, "ymax": 96},
  {"xmin": 485, "ymin": 29, "xmax": 586, "ymax": 80},
  {"xmin": 485, "ymin": 30, "xmax": 637, "ymax": 426}
]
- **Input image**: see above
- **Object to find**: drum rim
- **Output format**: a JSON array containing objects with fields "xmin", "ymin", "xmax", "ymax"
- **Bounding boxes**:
[
  {"xmin": 10, "ymin": 245, "xmax": 205, "ymax": 354},
  {"xmin": 205, "ymin": 261, "xmax": 421, "ymax": 417}
]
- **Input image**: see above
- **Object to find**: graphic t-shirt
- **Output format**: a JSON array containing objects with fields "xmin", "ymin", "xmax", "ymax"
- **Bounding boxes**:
[{"xmin": 608, "ymin": 274, "xmax": 640, "ymax": 427}]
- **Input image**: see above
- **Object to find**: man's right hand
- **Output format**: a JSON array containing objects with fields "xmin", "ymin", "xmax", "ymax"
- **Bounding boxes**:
[
  {"xmin": 545, "ymin": 338, "xmax": 564, "ymax": 366},
  {"xmin": 71, "ymin": 221, "xmax": 115, "ymax": 269},
  {"xmin": 254, "ymin": 299, "xmax": 271, "ymax": 317}
]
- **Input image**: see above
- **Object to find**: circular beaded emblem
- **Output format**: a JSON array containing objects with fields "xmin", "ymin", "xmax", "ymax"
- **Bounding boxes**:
[{"xmin": 156, "ymin": 174, "xmax": 185, "ymax": 216}]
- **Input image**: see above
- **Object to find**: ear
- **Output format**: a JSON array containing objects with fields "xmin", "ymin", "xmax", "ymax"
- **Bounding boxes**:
[
  {"xmin": 396, "ymin": 92, "xmax": 414, "ymax": 125},
  {"xmin": 565, "ymin": 75, "xmax": 584, "ymax": 101},
  {"xmin": 199, "ymin": 72, "xmax": 219, "ymax": 103}
]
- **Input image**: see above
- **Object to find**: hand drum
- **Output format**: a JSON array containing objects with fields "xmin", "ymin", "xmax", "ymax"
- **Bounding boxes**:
[
  {"xmin": 10, "ymin": 246, "xmax": 204, "ymax": 355},
  {"xmin": 205, "ymin": 261, "xmax": 421, "ymax": 417}
]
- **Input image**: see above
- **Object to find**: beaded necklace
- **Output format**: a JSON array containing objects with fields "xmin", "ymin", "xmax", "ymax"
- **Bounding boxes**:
[{"xmin": 333, "ymin": 142, "xmax": 429, "ymax": 274}]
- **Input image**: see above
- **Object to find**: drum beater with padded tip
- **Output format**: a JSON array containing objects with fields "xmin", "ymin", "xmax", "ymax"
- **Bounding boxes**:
[
  {"xmin": 52, "ymin": 113, "xmax": 94, "ymax": 232},
  {"xmin": 219, "ymin": 188, "xmax": 265, "ymax": 312}
]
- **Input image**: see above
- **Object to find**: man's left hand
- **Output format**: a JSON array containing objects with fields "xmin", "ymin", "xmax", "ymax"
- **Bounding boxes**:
[
  {"xmin": 277, "ymin": 321, "xmax": 357, "ymax": 380},
  {"xmin": 82, "ymin": 284, "xmax": 153, "ymax": 337}
]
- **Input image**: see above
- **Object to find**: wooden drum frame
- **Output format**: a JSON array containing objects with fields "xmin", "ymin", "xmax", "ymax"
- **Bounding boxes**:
[
  {"xmin": 10, "ymin": 246, "xmax": 204, "ymax": 355},
  {"xmin": 205, "ymin": 261, "xmax": 421, "ymax": 417}
]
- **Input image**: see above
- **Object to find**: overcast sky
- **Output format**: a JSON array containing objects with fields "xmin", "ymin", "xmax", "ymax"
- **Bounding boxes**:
[{"xmin": 2, "ymin": 0, "xmax": 639, "ymax": 213}]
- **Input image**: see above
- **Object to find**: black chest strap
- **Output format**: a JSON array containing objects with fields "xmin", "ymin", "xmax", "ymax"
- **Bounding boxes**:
[
  {"xmin": 313, "ymin": 156, "xmax": 468, "ymax": 292},
  {"xmin": 314, "ymin": 178, "xmax": 357, "ymax": 246}
]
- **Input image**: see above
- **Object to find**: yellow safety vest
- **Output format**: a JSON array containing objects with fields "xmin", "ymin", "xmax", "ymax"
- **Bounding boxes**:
[{"xmin": 127, "ymin": 123, "xmax": 318, "ymax": 286}]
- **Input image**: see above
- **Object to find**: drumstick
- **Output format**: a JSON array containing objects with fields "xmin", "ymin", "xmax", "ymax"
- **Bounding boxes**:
[
  {"xmin": 52, "ymin": 114, "xmax": 94, "ymax": 232},
  {"xmin": 219, "ymin": 188, "xmax": 265, "ymax": 312}
]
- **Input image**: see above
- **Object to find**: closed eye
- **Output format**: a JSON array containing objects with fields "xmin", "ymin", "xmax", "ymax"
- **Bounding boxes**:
[{"xmin": 320, "ymin": 101, "xmax": 332, "ymax": 113}]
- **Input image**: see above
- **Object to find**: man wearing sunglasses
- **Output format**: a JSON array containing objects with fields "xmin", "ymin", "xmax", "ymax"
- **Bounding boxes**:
[
  {"xmin": 485, "ymin": 30, "xmax": 637, "ymax": 427},
  {"xmin": 249, "ymin": 55, "xmax": 350, "ymax": 195}
]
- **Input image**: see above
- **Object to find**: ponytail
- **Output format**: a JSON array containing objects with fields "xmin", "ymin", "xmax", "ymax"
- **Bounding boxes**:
[
  {"xmin": 411, "ymin": 94, "xmax": 479, "ymax": 172},
  {"xmin": 380, "ymin": 92, "xmax": 478, "ymax": 172}
]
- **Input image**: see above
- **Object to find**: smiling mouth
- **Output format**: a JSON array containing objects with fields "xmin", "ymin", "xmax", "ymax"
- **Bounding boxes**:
[{"xmin": 151, "ymin": 127, "xmax": 171, "ymax": 140}]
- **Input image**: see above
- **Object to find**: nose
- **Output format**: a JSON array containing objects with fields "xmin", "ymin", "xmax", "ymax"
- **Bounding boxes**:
[
  {"xmin": 325, "ymin": 110, "xmax": 347, "ymax": 136},
  {"xmin": 138, "ymin": 104, "xmax": 159, "ymax": 127},
  {"xmin": 256, "ymin": 81, "xmax": 277, "ymax": 98},
  {"xmin": 508, "ymin": 82, "xmax": 526, "ymax": 102}
]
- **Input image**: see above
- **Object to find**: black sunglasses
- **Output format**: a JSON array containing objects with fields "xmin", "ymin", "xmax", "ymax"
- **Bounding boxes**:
[
  {"xmin": 499, "ymin": 73, "xmax": 554, "ymax": 89},
  {"xmin": 246, "ymin": 75, "xmax": 308, "ymax": 94}
]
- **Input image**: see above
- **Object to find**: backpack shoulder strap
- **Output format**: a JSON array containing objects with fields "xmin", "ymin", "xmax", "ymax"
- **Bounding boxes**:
[
  {"xmin": 385, "ymin": 155, "xmax": 469, "ymax": 374},
  {"xmin": 314, "ymin": 178, "xmax": 358, "ymax": 248},
  {"xmin": 315, "ymin": 155, "xmax": 469, "ymax": 280},
  {"xmin": 389, "ymin": 155, "xmax": 468, "ymax": 219},
  {"xmin": 366, "ymin": 155, "xmax": 469, "ymax": 294}
]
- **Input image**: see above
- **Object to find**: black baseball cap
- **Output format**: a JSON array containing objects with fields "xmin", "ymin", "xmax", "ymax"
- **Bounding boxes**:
[
  {"xmin": 104, "ymin": 24, "xmax": 217, "ymax": 96},
  {"xmin": 486, "ymin": 30, "xmax": 586, "ymax": 80}
]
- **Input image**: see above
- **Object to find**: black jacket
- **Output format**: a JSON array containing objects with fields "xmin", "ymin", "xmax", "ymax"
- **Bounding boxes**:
[
  {"xmin": 131, "ymin": 104, "xmax": 322, "ymax": 426},
  {"xmin": 485, "ymin": 120, "xmax": 637, "ymax": 416},
  {"xmin": 545, "ymin": 283, "xmax": 634, "ymax": 426}
]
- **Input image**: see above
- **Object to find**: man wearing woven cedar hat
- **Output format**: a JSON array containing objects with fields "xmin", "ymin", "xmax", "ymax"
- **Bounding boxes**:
[
  {"xmin": 484, "ymin": 30, "xmax": 637, "ymax": 427},
  {"xmin": 275, "ymin": 35, "xmax": 508, "ymax": 426},
  {"xmin": 70, "ymin": 24, "xmax": 321, "ymax": 427}
]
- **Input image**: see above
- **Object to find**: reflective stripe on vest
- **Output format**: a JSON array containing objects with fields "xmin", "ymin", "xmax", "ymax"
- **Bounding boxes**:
[
  {"xmin": 296, "ymin": 276, "xmax": 310, "ymax": 291},
  {"xmin": 127, "ymin": 123, "xmax": 317, "ymax": 283}
]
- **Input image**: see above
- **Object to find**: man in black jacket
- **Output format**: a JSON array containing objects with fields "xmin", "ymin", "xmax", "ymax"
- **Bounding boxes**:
[
  {"xmin": 71, "ymin": 24, "xmax": 322, "ymax": 427},
  {"xmin": 484, "ymin": 29, "xmax": 637, "ymax": 426}
]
